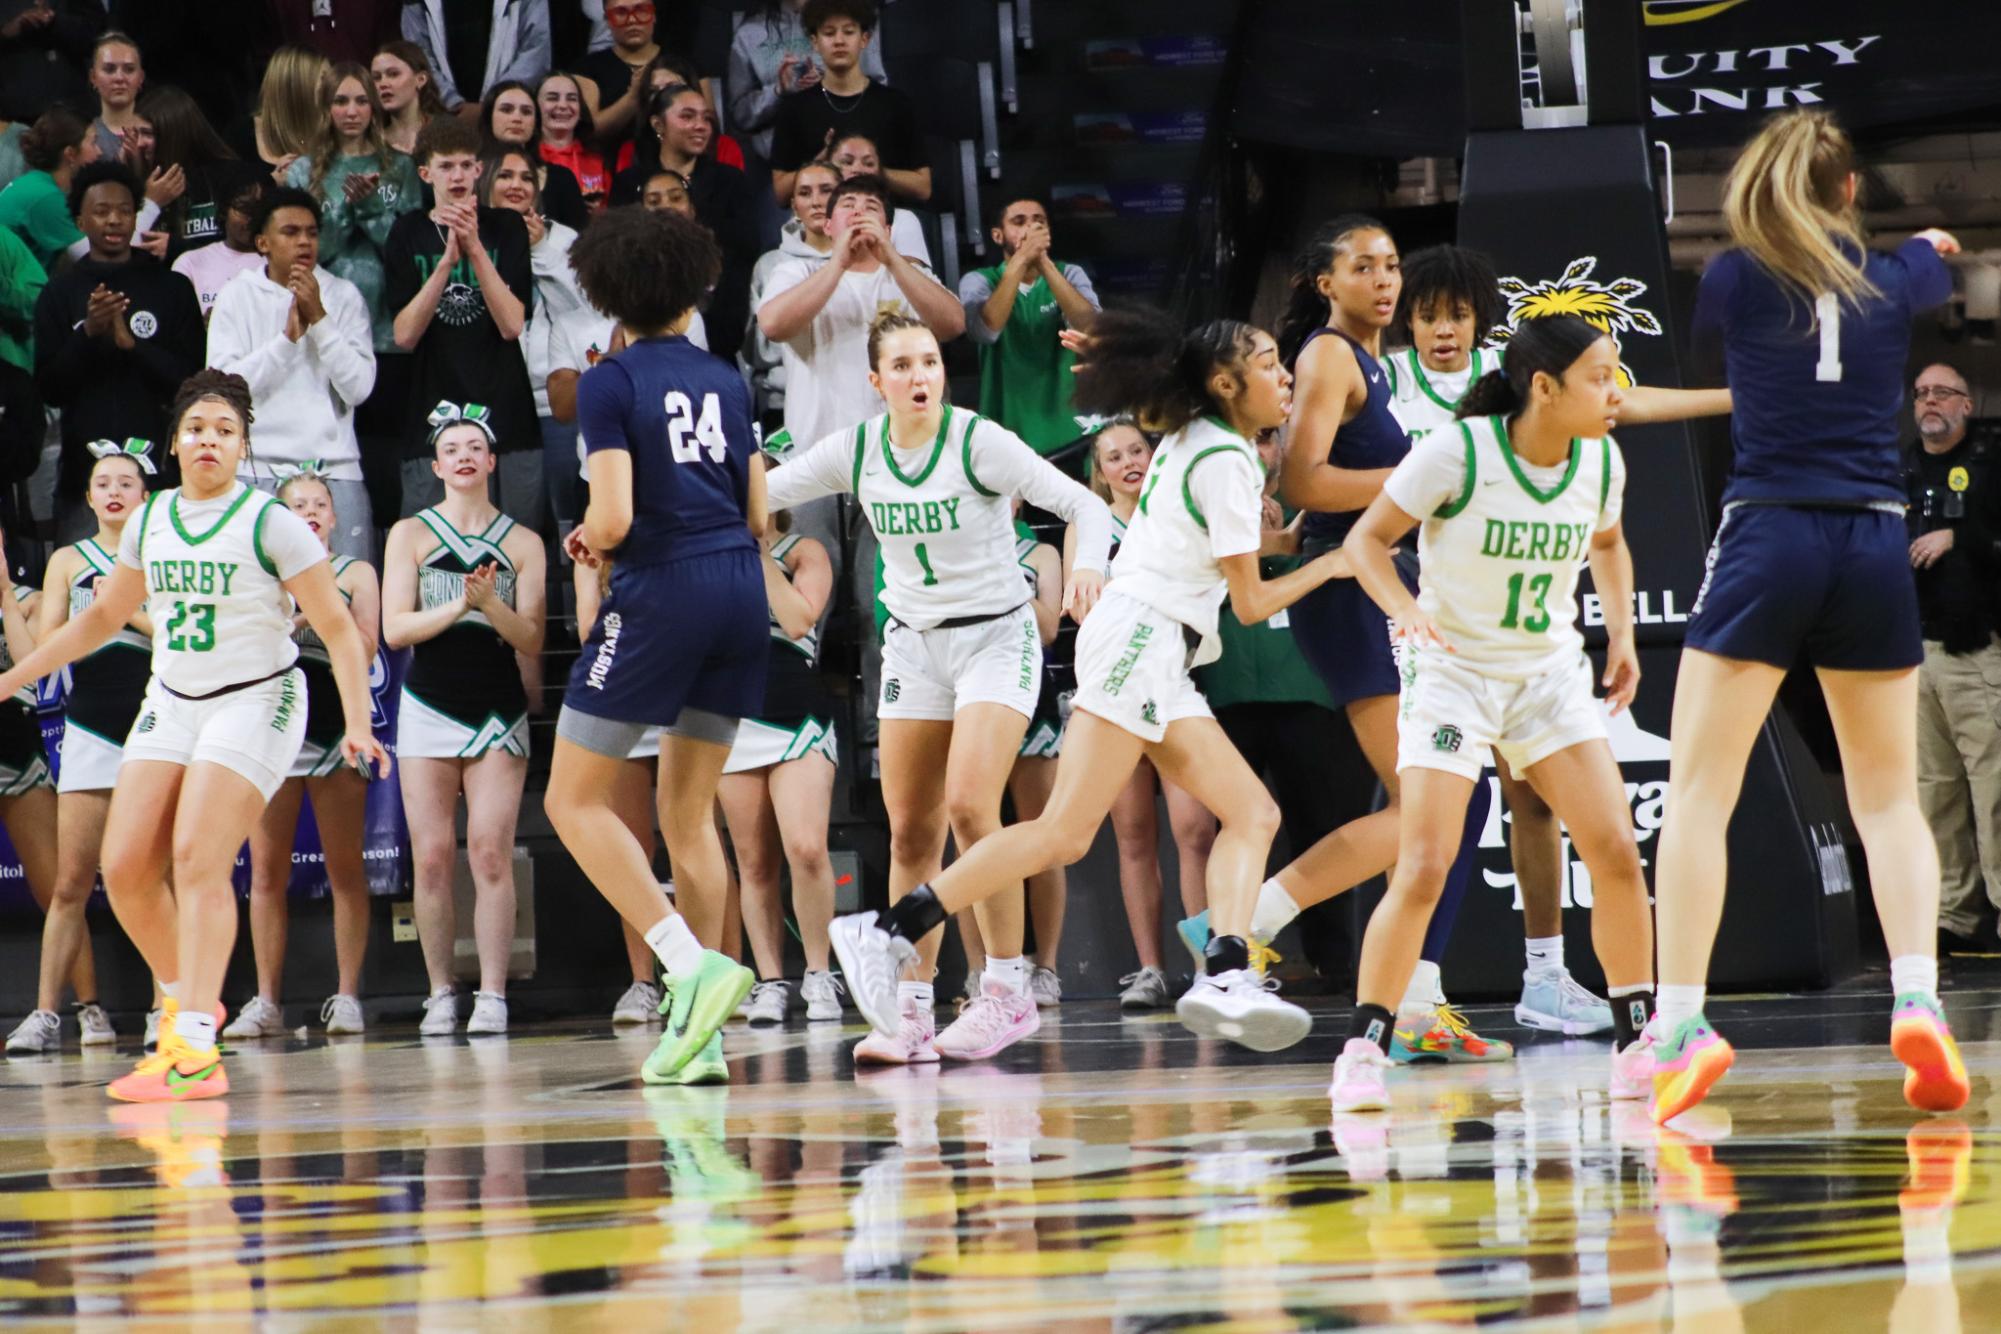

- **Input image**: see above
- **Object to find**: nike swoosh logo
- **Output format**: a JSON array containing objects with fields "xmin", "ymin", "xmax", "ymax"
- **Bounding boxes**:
[
  {"xmin": 670, "ymin": 980, "xmax": 697, "ymax": 1039},
  {"xmin": 1367, "ymin": 372, "xmax": 1382, "ymax": 384},
  {"xmin": 166, "ymin": 1061, "xmax": 221, "ymax": 1091}
]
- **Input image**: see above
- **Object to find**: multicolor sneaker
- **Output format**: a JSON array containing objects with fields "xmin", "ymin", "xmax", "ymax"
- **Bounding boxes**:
[
  {"xmin": 1889, "ymin": 993, "xmax": 1970, "ymax": 1113},
  {"xmin": 1901, "ymin": 1119, "xmax": 1973, "ymax": 1211},
  {"xmin": 854, "ymin": 994, "xmax": 940, "ymax": 1066},
  {"xmin": 1649, "ymin": 1013, "xmax": 1735, "ymax": 1125},
  {"xmin": 1515, "ymin": 968, "xmax": 1614, "ymax": 1036},
  {"xmin": 651, "ymin": 1031, "xmax": 728, "ymax": 1086},
  {"xmin": 107, "ymin": 1028, "xmax": 229, "ymax": 1104},
  {"xmin": 1609, "ymin": 1020, "xmax": 1659, "ymax": 1101},
  {"xmin": 1329, "ymin": 1036, "xmax": 1393, "ymax": 1112},
  {"xmin": 1389, "ymin": 1005, "xmax": 1515, "ymax": 1064},
  {"xmin": 934, "ymin": 979, "xmax": 1040, "ymax": 1061},
  {"xmin": 109, "ymin": 1102, "xmax": 231, "ymax": 1189},
  {"xmin": 644, "ymin": 951, "xmax": 755, "ymax": 1082}
]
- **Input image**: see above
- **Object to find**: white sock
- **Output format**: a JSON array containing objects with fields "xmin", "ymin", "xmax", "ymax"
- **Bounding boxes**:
[
  {"xmin": 1890, "ymin": 954, "xmax": 1939, "ymax": 1001},
  {"xmin": 1656, "ymin": 983, "xmax": 1706, "ymax": 1030},
  {"xmin": 985, "ymin": 955, "xmax": 1028, "ymax": 995},
  {"xmin": 175, "ymin": 1009, "xmax": 217, "ymax": 1054},
  {"xmin": 1400, "ymin": 960, "xmax": 1442, "ymax": 1016},
  {"xmin": 644, "ymin": 911, "xmax": 706, "ymax": 978},
  {"xmin": 898, "ymin": 980, "xmax": 934, "ymax": 1008},
  {"xmin": 1250, "ymin": 879, "xmax": 1301, "ymax": 942},
  {"xmin": 158, "ymin": 980, "xmax": 182, "ymax": 1002},
  {"xmin": 1525, "ymin": 935, "xmax": 1564, "ymax": 975}
]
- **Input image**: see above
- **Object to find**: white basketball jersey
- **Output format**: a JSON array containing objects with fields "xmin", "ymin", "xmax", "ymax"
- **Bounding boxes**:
[
  {"xmin": 129, "ymin": 485, "xmax": 302, "ymax": 693},
  {"xmin": 1390, "ymin": 414, "xmax": 1622, "ymax": 678},
  {"xmin": 1105, "ymin": 416, "xmax": 1263, "ymax": 661},
  {"xmin": 850, "ymin": 408, "xmax": 1030, "ymax": 629},
  {"xmin": 1385, "ymin": 346, "xmax": 1501, "ymax": 438}
]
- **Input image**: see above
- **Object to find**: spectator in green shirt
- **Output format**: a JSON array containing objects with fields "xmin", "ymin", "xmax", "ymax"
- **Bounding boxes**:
[
  {"xmin": 960, "ymin": 196, "xmax": 1100, "ymax": 461},
  {"xmin": 0, "ymin": 222, "xmax": 44, "ymax": 372},
  {"xmin": 0, "ymin": 107, "xmax": 102, "ymax": 272}
]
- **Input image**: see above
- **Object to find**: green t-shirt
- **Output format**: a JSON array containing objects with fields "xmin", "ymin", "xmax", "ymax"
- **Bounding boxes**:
[
  {"xmin": 0, "ymin": 222, "xmax": 45, "ymax": 373},
  {"xmin": 970, "ymin": 263, "xmax": 1086, "ymax": 454},
  {"xmin": 1193, "ymin": 506, "xmax": 1336, "ymax": 711},
  {"xmin": 287, "ymin": 150, "xmax": 424, "ymax": 353},
  {"xmin": 0, "ymin": 170, "xmax": 81, "ymax": 274}
]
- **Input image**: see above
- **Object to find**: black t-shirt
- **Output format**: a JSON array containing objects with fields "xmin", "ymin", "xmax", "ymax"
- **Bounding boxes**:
[
  {"xmin": 382, "ymin": 208, "xmax": 538, "ymax": 457},
  {"xmin": 443, "ymin": 3, "xmax": 494, "ymax": 102},
  {"xmin": 768, "ymin": 79, "xmax": 923, "ymax": 174},
  {"xmin": 608, "ymin": 156, "xmax": 758, "ymax": 355},
  {"xmin": 577, "ymin": 47, "xmax": 647, "ymax": 115},
  {"xmin": 1908, "ymin": 436, "xmax": 2001, "ymax": 651},
  {"xmin": 164, "ymin": 159, "xmax": 267, "ymax": 262}
]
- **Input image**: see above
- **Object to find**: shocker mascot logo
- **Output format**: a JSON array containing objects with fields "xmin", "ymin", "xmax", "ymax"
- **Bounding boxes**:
[{"xmin": 1495, "ymin": 257, "xmax": 1663, "ymax": 389}]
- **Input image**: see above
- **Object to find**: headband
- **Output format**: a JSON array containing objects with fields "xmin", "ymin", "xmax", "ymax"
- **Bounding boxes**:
[
  {"xmin": 427, "ymin": 401, "xmax": 496, "ymax": 447},
  {"xmin": 86, "ymin": 438, "xmax": 157, "ymax": 475},
  {"xmin": 272, "ymin": 460, "xmax": 332, "ymax": 483}
]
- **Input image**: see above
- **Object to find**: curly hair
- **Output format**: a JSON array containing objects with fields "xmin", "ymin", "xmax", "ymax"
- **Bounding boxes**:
[
  {"xmin": 171, "ymin": 370, "xmax": 255, "ymax": 443},
  {"xmin": 569, "ymin": 205, "xmax": 720, "ymax": 331},
  {"xmin": 1393, "ymin": 244, "xmax": 1507, "ymax": 348},
  {"xmin": 1072, "ymin": 307, "xmax": 1261, "ymax": 435},
  {"xmin": 66, "ymin": 161, "xmax": 140, "ymax": 221}
]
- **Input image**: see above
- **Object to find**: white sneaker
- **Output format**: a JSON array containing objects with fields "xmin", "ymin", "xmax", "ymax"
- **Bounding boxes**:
[
  {"xmin": 829, "ymin": 911, "xmax": 920, "ymax": 1038},
  {"xmin": 1516, "ymin": 966, "xmax": 1615, "ymax": 1035},
  {"xmin": 1119, "ymin": 966, "xmax": 1171, "ymax": 1010},
  {"xmin": 934, "ymin": 980, "xmax": 1040, "ymax": 1061},
  {"xmin": 5, "ymin": 1009, "xmax": 61, "ymax": 1055},
  {"xmin": 76, "ymin": 1003, "xmax": 116, "ymax": 1046},
  {"xmin": 1329, "ymin": 1037, "xmax": 1394, "ymax": 1113},
  {"xmin": 1175, "ymin": 969, "xmax": 1312, "ymax": 1051},
  {"xmin": 222, "ymin": 996, "xmax": 285, "ymax": 1040},
  {"xmin": 419, "ymin": 987, "xmax": 459, "ymax": 1036},
  {"xmin": 143, "ymin": 1007, "xmax": 162, "ymax": 1052},
  {"xmin": 801, "ymin": 970, "xmax": 847, "ymax": 1021},
  {"xmin": 321, "ymin": 994, "xmax": 366, "ymax": 1035},
  {"xmin": 466, "ymin": 991, "xmax": 508, "ymax": 1035},
  {"xmin": 854, "ymin": 994, "xmax": 940, "ymax": 1065},
  {"xmin": 1029, "ymin": 966, "xmax": 1062, "ymax": 1008},
  {"xmin": 612, "ymin": 980, "xmax": 663, "ymax": 1025},
  {"xmin": 744, "ymin": 980, "xmax": 790, "ymax": 1025}
]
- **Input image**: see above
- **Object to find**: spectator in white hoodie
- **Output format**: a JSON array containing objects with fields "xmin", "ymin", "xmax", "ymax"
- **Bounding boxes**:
[{"xmin": 206, "ymin": 186, "xmax": 377, "ymax": 558}]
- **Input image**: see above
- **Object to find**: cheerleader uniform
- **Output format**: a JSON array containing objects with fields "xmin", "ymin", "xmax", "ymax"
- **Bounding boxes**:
[
  {"xmin": 0, "ymin": 584, "xmax": 51, "ymax": 795},
  {"xmin": 292, "ymin": 555, "xmax": 368, "ymax": 777},
  {"xmin": 1014, "ymin": 520, "xmax": 1069, "ymax": 759},
  {"xmin": 398, "ymin": 509, "xmax": 529, "ymax": 760},
  {"xmin": 722, "ymin": 533, "xmax": 840, "ymax": 774},
  {"xmin": 58, "ymin": 539, "xmax": 156, "ymax": 793}
]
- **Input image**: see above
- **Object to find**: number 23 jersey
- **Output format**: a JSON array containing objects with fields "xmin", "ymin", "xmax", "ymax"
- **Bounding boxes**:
[
  {"xmin": 1383, "ymin": 414, "xmax": 1625, "ymax": 678},
  {"xmin": 117, "ymin": 483, "xmax": 327, "ymax": 694}
]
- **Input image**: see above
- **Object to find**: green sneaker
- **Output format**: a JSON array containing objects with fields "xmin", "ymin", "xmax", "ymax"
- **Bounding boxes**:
[
  {"xmin": 642, "ymin": 951, "xmax": 754, "ymax": 1083},
  {"xmin": 649, "ymin": 1031, "xmax": 728, "ymax": 1086}
]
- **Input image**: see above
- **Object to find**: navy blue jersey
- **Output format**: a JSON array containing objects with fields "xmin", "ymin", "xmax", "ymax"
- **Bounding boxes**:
[
  {"xmin": 577, "ymin": 335, "xmax": 758, "ymax": 565},
  {"xmin": 1294, "ymin": 326, "xmax": 1410, "ymax": 548},
  {"xmin": 1694, "ymin": 237, "xmax": 1952, "ymax": 507}
]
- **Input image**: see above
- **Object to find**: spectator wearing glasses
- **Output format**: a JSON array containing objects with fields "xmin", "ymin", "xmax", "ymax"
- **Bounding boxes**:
[
  {"xmin": 576, "ymin": 0, "xmax": 663, "ymax": 145},
  {"xmin": 768, "ymin": 0, "xmax": 925, "ymax": 206},
  {"xmin": 1905, "ymin": 363, "xmax": 2001, "ymax": 954}
]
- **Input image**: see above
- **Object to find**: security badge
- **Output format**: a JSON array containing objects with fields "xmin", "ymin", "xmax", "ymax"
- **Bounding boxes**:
[{"xmin": 1947, "ymin": 465, "xmax": 1969, "ymax": 519}]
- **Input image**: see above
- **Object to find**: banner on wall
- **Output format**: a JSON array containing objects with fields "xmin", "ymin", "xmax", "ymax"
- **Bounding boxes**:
[{"xmin": 0, "ymin": 647, "xmax": 408, "ymax": 916}]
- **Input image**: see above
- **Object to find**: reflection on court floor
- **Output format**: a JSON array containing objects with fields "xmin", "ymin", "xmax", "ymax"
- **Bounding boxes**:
[{"xmin": 2, "ymin": 993, "xmax": 1999, "ymax": 1328}]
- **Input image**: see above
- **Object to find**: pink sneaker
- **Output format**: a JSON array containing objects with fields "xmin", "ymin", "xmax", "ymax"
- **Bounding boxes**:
[
  {"xmin": 1328, "ymin": 1037, "xmax": 1392, "ymax": 1113},
  {"xmin": 853, "ymin": 995, "xmax": 939, "ymax": 1066},
  {"xmin": 1609, "ymin": 1021, "xmax": 1659, "ymax": 1101},
  {"xmin": 934, "ymin": 978, "xmax": 1040, "ymax": 1061}
]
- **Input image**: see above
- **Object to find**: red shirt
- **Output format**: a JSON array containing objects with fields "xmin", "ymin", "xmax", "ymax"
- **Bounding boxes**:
[
  {"xmin": 540, "ymin": 141, "xmax": 610, "ymax": 212},
  {"xmin": 614, "ymin": 135, "xmax": 746, "ymax": 175}
]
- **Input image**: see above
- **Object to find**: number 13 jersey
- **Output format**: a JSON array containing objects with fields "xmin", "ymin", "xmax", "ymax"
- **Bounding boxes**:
[
  {"xmin": 118, "ymin": 483, "xmax": 328, "ymax": 695},
  {"xmin": 1382, "ymin": 414, "xmax": 1626, "ymax": 678}
]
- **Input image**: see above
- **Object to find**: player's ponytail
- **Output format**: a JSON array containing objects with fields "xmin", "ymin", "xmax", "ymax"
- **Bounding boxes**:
[
  {"xmin": 1724, "ymin": 108, "xmax": 1876, "ymax": 310},
  {"xmin": 1276, "ymin": 213, "xmax": 1390, "ymax": 366},
  {"xmin": 1071, "ymin": 306, "xmax": 1259, "ymax": 435},
  {"xmin": 1457, "ymin": 315, "xmax": 1608, "ymax": 421}
]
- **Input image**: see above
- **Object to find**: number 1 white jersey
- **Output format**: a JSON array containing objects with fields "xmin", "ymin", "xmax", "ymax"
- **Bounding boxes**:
[
  {"xmin": 1382, "ymin": 414, "xmax": 1625, "ymax": 678},
  {"xmin": 117, "ymin": 484, "xmax": 328, "ymax": 695},
  {"xmin": 766, "ymin": 405, "xmax": 1112, "ymax": 630}
]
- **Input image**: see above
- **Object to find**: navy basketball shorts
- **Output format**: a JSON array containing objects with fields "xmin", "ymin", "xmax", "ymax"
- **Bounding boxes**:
[
  {"xmin": 565, "ymin": 548, "xmax": 770, "ymax": 729},
  {"xmin": 1685, "ymin": 504, "xmax": 1922, "ymax": 672},
  {"xmin": 1291, "ymin": 552, "xmax": 1420, "ymax": 709}
]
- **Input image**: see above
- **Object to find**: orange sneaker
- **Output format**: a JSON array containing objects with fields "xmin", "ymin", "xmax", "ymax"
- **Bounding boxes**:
[
  {"xmin": 1890, "ymin": 994, "xmax": 1970, "ymax": 1114},
  {"xmin": 108, "ymin": 1023, "xmax": 229, "ymax": 1103}
]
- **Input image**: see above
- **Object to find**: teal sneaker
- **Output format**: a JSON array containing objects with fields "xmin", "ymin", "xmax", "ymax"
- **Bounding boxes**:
[
  {"xmin": 643, "ymin": 951, "xmax": 754, "ymax": 1082},
  {"xmin": 1177, "ymin": 911, "xmax": 1211, "ymax": 974},
  {"xmin": 650, "ymin": 1031, "xmax": 728, "ymax": 1086}
]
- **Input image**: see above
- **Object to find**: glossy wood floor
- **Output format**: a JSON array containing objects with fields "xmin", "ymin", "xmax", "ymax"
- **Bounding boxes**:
[{"xmin": 4, "ymin": 981, "xmax": 2001, "ymax": 1330}]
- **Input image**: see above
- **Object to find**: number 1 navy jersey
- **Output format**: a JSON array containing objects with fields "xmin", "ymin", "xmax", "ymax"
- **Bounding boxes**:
[
  {"xmin": 576, "ymin": 335, "xmax": 758, "ymax": 565},
  {"xmin": 1693, "ymin": 237, "xmax": 1952, "ymax": 508}
]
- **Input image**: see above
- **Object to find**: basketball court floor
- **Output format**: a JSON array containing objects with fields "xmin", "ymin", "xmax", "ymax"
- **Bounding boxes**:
[{"xmin": 2, "ymin": 976, "xmax": 1998, "ymax": 1329}]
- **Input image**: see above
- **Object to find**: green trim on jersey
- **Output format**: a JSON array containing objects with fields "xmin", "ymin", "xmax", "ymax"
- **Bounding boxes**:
[
  {"xmin": 1598, "ymin": 438, "xmax": 1612, "ymax": 517},
  {"xmin": 880, "ymin": 406, "xmax": 953, "ymax": 489},
  {"xmin": 1437, "ymin": 423, "xmax": 1480, "ymax": 518},
  {"xmin": 416, "ymin": 507, "xmax": 517, "ymax": 572},
  {"xmin": 1408, "ymin": 347, "xmax": 1487, "ymax": 414},
  {"xmin": 1179, "ymin": 443, "xmax": 1257, "ymax": 532},
  {"xmin": 77, "ymin": 538, "xmax": 116, "ymax": 576},
  {"xmin": 168, "ymin": 484, "xmax": 257, "ymax": 547},
  {"xmin": 1494, "ymin": 416, "xmax": 1582, "ymax": 505},
  {"xmin": 849, "ymin": 422, "xmax": 867, "ymax": 493},
  {"xmin": 132, "ymin": 493, "xmax": 160, "ymax": 565},
  {"xmin": 960, "ymin": 411, "xmax": 997, "ymax": 497},
  {"xmin": 251, "ymin": 494, "xmax": 281, "ymax": 576}
]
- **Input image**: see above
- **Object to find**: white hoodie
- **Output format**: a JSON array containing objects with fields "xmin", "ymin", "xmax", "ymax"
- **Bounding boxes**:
[{"xmin": 206, "ymin": 266, "xmax": 375, "ymax": 479}]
